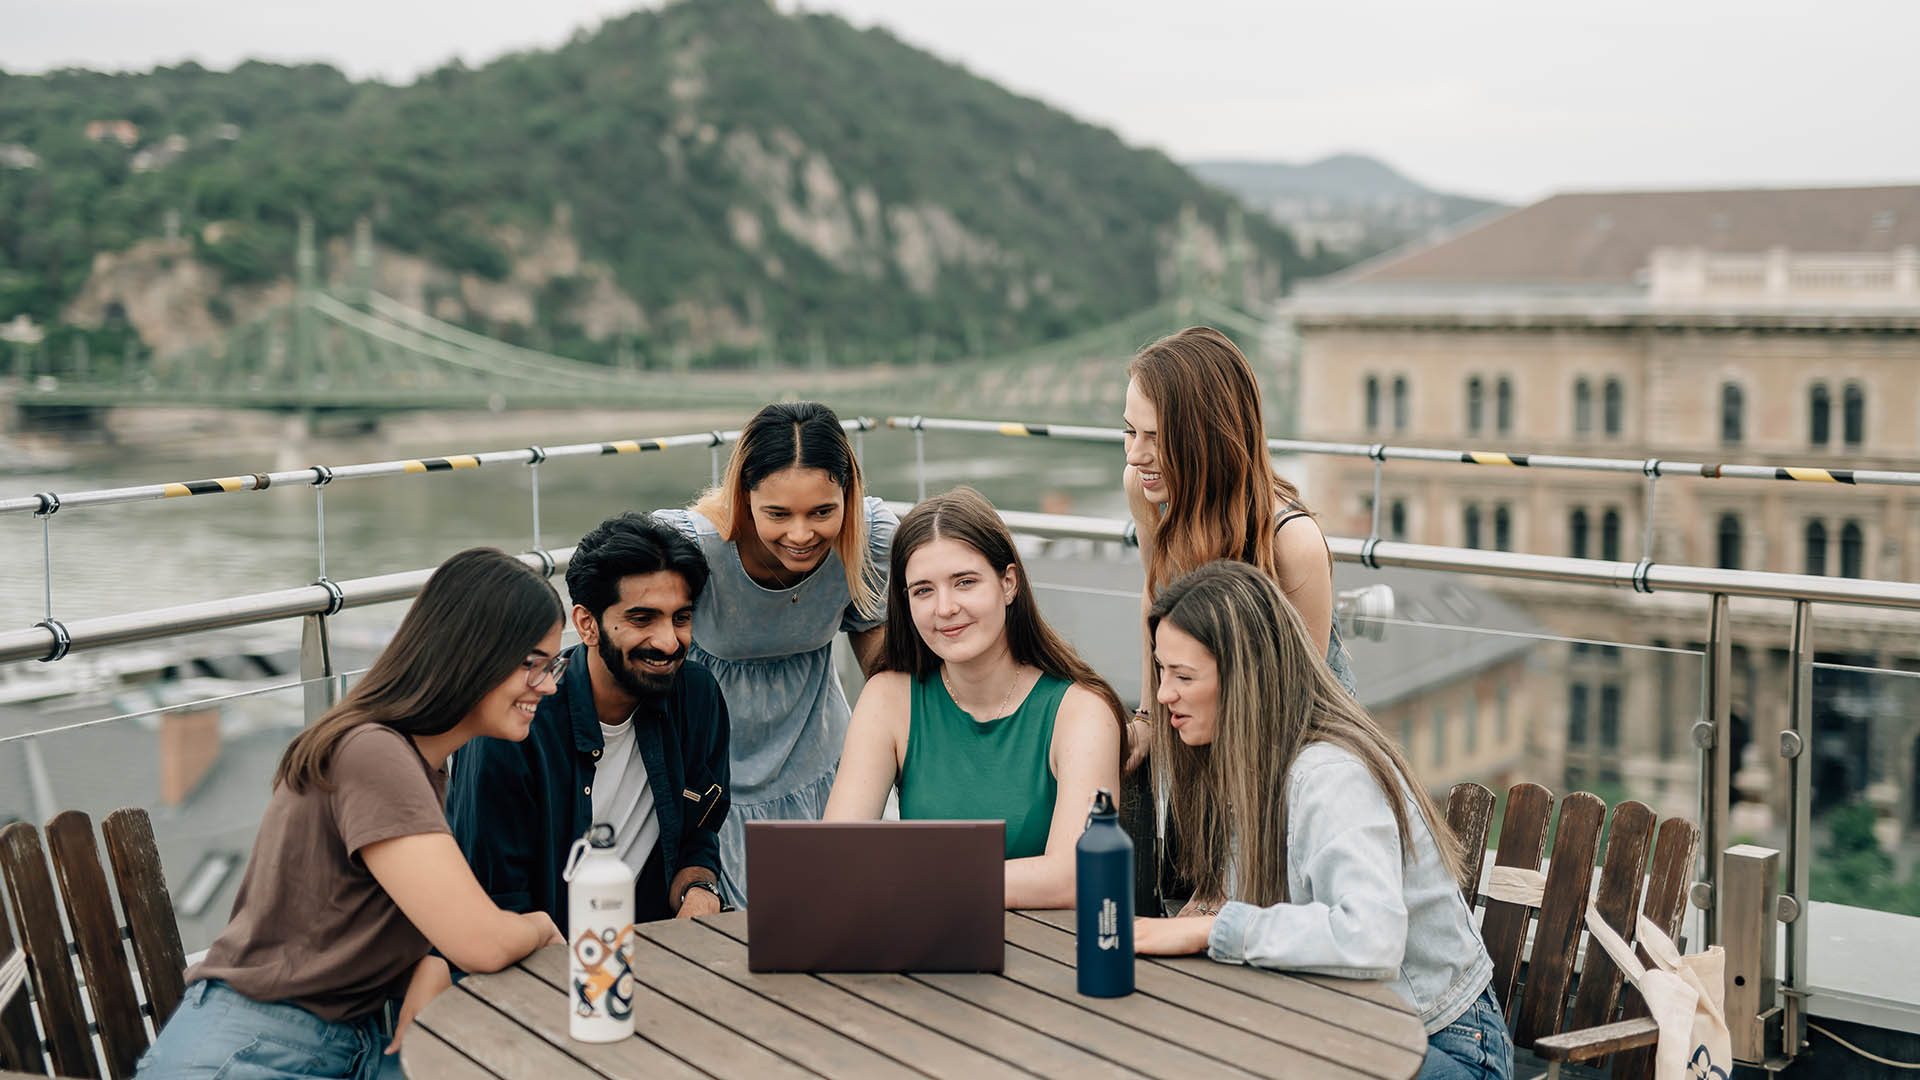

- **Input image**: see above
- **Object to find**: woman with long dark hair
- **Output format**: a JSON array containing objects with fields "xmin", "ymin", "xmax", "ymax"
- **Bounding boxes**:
[
  {"xmin": 1136, "ymin": 561, "xmax": 1509, "ymax": 1080},
  {"xmin": 1120, "ymin": 326, "xmax": 1356, "ymax": 767},
  {"xmin": 654, "ymin": 401, "xmax": 896, "ymax": 905},
  {"xmin": 135, "ymin": 548, "xmax": 569, "ymax": 1079},
  {"xmin": 824, "ymin": 487, "xmax": 1124, "ymax": 908}
]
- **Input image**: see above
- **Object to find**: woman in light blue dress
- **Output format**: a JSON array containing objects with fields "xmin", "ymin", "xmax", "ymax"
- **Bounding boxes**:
[{"xmin": 655, "ymin": 402, "xmax": 896, "ymax": 906}]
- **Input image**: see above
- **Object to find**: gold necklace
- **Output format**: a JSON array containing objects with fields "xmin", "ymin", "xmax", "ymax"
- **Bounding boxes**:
[{"xmin": 944, "ymin": 663, "xmax": 1024, "ymax": 720}]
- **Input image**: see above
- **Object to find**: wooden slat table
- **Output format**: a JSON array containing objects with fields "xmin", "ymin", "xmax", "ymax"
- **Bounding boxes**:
[{"xmin": 403, "ymin": 909, "xmax": 1429, "ymax": 1079}]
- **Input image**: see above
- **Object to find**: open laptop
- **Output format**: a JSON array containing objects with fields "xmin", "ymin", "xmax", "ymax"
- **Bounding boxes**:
[{"xmin": 745, "ymin": 820, "xmax": 1005, "ymax": 973}]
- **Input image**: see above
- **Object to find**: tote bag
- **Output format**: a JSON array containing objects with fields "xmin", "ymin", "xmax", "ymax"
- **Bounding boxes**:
[{"xmin": 1583, "ymin": 906, "xmax": 1732, "ymax": 1080}]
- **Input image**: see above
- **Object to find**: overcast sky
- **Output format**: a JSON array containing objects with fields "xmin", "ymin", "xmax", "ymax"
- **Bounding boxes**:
[{"xmin": 4, "ymin": 0, "xmax": 1915, "ymax": 203}]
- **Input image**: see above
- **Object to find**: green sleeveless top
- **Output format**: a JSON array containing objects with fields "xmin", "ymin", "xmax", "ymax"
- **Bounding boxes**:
[{"xmin": 898, "ymin": 670, "xmax": 1070, "ymax": 860}]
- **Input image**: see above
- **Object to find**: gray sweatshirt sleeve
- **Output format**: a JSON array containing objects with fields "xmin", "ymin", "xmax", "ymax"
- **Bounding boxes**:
[{"xmin": 1205, "ymin": 755, "xmax": 1409, "ymax": 979}]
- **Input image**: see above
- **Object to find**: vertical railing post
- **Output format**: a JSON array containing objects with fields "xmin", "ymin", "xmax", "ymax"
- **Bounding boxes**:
[
  {"xmin": 1779, "ymin": 601, "xmax": 1813, "ymax": 1060},
  {"xmin": 1695, "ymin": 592, "xmax": 1733, "ymax": 945},
  {"xmin": 300, "ymin": 611, "xmax": 338, "ymax": 726},
  {"xmin": 912, "ymin": 417, "xmax": 927, "ymax": 502}
]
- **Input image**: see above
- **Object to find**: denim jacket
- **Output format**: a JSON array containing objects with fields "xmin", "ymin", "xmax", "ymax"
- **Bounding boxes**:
[
  {"xmin": 446, "ymin": 644, "xmax": 730, "ymax": 930},
  {"xmin": 1206, "ymin": 742, "xmax": 1493, "ymax": 1034}
]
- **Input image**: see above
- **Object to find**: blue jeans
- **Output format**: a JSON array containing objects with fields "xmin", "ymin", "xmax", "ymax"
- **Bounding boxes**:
[
  {"xmin": 136, "ymin": 981, "xmax": 403, "ymax": 1080},
  {"xmin": 1416, "ymin": 983, "xmax": 1514, "ymax": 1080}
]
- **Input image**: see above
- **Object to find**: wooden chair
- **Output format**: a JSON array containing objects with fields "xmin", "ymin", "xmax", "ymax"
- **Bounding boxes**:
[
  {"xmin": 1446, "ymin": 782, "xmax": 1700, "ymax": 1080},
  {"xmin": 0, "ymin": 809, "xmax": 187, "ymax": 1080}
]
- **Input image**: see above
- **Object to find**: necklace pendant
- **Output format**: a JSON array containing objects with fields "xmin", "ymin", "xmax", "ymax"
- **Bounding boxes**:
[{"xmin": 790, "ymin": 592, "xmax": 800, "ymax": 603}]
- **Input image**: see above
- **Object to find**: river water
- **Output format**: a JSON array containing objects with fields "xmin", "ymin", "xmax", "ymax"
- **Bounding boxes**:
[{"xmin": 0, "ymin": 420, "xmax": 1132, "ymax": 639}]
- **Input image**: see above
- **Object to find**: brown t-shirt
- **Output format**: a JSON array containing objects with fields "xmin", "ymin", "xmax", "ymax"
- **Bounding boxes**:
[{"xmin": 189, "ymin": 723, "xmax": 451, "ymax": 1021}]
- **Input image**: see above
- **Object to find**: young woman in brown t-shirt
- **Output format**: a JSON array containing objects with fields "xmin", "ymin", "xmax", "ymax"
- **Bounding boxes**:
[{"xmin": 136, "ymin": 548, "xmax": 571, "ymax": 1080}]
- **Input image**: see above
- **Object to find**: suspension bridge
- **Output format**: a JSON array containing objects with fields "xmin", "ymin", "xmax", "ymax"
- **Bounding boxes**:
[{"xmin": 8, "ymin": 286, "xmax": 1290, "ymax": 429}]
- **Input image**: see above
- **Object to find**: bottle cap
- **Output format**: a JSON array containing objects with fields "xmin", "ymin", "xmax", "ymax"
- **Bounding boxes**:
[
  {"xmin": 587, "ymin": 822, "xmax": 616, "ymax": 848},
  {"xmin": 1088, "ymin": 788, "xmax": 1116, "ymax": 818}
]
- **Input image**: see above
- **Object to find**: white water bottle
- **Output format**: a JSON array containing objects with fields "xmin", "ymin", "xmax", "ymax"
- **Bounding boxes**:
[{"xmin": 561, "ymin": 823, "xmax": 637, "ymax": 1042}]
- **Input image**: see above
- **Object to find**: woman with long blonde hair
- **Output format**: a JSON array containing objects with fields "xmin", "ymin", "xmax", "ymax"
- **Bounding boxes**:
[
  {"xmin": 1120, "ymin": 325, "xmax": 1355, "ymax": 766},
  {"xmin": 825, "ymin": 487, "xmax": 1124, "ymax": 908},
  {"xmin": 654, "ymin": 401, "xmax": 896, "ymax": 905},
  {"xmin": 1136, "ymin": 561, "xmax": 1509, "ymax": 1080}
]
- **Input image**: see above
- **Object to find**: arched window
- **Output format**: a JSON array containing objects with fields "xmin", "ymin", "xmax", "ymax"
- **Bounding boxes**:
[
  {"xmin": 1804, "ymin": 519, "xmax": 1828, "ymax": 576},
  {"xmin": 1389, "ymin": 500, "xmax": 1407, "ymax": 540},
  {"xmin": 1392, "ymin": 376, "xmax": 1409, "ymax": 432},
  {"xmin": 1364, "ymin": 376, "xmax": 1380, "ymax": 431},
  {"xmin": 1601, "ymin": 508, "xmax": 1622, "ymax": 562},
  {"xmin": 1603, "ymin": 378, "xmax": 1624, "ymax": 437},
  {"xmin": 1840, "ymin": 520, "xmax": 1864, "ymax": 579},
  {"xmin": 1573, "ymin": 378, "xmax": 1593, "ymax": 436},
  {"xmin": 1568, "ymin": 508, "xmax": 1590, "ymax": 559},
  {"xmin": 1466, "ymin": 377, "xmax": 1484, "ymax": 434},
  {"xmin": 1493, "ymin": 504, "xmax": 1512, "ymax": 552},
  {"xmin": 1716, "ymin": 513, "xmax": 1742, "ymax": 570},
  {"xmin": 1809, "ymin": 383, "xmax": 1831, "ymax": 447},
  {"xmin": 1464, "ymin": 504, "xmax": 1482, "ymax": 550},
  {"xmin": 1843, "ymin": 382, "xmax": 1865, "ymax": 447},
  {"xmin": 1721, "ymin": 383, "xmax": 1744, "ymax": 444},
  {"xmin": 1496, "ymin": 378, "xmax": 1514, "ymax": 434}
]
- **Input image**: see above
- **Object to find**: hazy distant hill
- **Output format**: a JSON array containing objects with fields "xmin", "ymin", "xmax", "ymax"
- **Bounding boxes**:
[
  {"xmin": 1188, "ymin": 154, "xmax": 1504, "ymax": 265},
  {"xmin": 0, "ymin": 0, "xmax": 1336, "ymax": 368}
]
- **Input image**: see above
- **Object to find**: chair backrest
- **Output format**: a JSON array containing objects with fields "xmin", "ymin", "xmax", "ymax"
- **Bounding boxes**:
[
  {"xmin": 1448, "ymin": 782, "xmax": 1700, "ymax": 1080},
  {"xmin": 0, "ymin": 809, "xmax": 187, "ymax": 1080}
]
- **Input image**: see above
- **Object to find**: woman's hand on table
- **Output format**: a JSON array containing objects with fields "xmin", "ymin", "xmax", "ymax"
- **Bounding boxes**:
[
  {"xmin": 1134, "ymin": 915, "xmax": 1215, "ymax": 956},
  {"xmin": 385, "ymin": 955, "xmax": 452, "ymax": 1055}
]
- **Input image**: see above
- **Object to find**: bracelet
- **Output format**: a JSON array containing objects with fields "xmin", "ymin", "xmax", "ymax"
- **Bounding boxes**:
[
  {"xmin": 1131, "ymin": 707, "xmax": 1150, "ymax": 723},
  {"xmin": 678, "ymin": 879, "xmax": 722, "ymax": 907}
]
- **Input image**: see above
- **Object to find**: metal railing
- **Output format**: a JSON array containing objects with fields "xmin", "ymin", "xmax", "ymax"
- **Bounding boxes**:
[{"xmin": 10, "ymin": 412, "xmax": 1920, "ymax": 1064}]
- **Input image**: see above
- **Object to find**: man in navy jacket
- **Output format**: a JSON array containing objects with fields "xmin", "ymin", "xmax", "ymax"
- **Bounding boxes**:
[{"xmin": 447, "ymin": 512, "xmax": 732, "ymax": 930}]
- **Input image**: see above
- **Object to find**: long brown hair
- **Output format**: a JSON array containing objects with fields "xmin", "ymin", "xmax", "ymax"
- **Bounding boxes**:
[
  {"xmin": 1128, "ymin": 326, "xmax": 1315, "ymax": 597},
  {"xmin": 273, "ymin": 548, "xmax": 563, "ymax": 794},
  {"xmin": 1147, "ymin": 560, "xmax": 1464, "ymax": 906},
  {"xmin": 885, "ymin": 487, "xmax": 1126, "ymax": 767},
  {"xmin": 692, "ymin": 401, "xmax": 881, "ymax": 620}
]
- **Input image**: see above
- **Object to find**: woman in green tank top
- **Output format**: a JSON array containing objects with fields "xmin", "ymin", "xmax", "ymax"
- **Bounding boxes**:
[{"xmin": 824, "ymin": 487, "xmax": 1127, "ymax": 909}]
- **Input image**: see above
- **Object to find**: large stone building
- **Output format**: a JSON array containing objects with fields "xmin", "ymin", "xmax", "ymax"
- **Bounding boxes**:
[{"xmin": 1284, "ymin": 185, "xmax": 1920, "ymax": 839}]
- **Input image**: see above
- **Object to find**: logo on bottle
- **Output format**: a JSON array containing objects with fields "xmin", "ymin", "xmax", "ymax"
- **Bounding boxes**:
[{"xmin": 1097, "ymin": 897, "xmax": 1119, "ymax": 950}]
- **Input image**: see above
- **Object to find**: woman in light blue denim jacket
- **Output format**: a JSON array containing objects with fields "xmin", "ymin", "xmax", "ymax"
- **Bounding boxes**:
[{"xmin": 1136, "ymin": 561, "xmax": 1512, "ymax": 1080}]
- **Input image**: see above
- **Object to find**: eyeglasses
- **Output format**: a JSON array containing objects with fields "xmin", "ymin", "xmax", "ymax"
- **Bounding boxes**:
[{"xmin": 522, "ymin": 652, "xmax": 571, "ymax": 688}]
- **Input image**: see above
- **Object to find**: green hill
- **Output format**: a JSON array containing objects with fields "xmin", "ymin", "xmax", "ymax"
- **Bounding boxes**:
[{"xmin": 0, "ymin": 0, "xmax": 1329, "ymax": 370}]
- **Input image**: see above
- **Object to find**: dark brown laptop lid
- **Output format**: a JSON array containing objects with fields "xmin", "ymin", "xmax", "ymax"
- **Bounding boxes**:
[{"xmin": 746, "ymin": 821, "xmax": 1005, "ymax": 973}]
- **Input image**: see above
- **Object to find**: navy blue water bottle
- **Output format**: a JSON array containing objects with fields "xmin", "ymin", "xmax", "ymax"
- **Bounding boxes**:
[{"xmin": 1076, "ymin": 788, "xmax": 1134, "ymax": 997}]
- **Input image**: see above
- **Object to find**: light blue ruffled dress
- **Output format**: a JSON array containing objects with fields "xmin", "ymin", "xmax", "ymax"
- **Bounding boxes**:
[{"xmin": 654, "ymin": 497, "xmax": 898, "ymax": 907}]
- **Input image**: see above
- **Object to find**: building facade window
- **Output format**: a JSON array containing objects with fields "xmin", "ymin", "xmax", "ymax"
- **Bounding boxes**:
[
  {"xmin": 1496, "ymin": 378, "xmax": 1514, "ymax": 434},
  {"xmin": 1805, "ymin": 519, "xmax": 1827, "ymax": 576},
  {"xmin": 1599, "ymin": 685, "xmax": 1621, "ymax": 750},
  {"xmin": 1573, "ymin": 378, "xmax": 1593, "ymax": 436},
  {"xmin": 1840, "ymin": 520, "xmax": 1864, "ymax": 579},
  {"xmin": 1569, "ymin": 508, "xmax": 1589, "ymax": 559},
  {"xmin": 1717, "ymin": 513, "xmax": 1743, "ymax": 570},
  {"xmin": 1364, "ymin": 376, "xmax": 1380, "ymax": 432},
  {"xmin": 1495, "ymin": 684, "xmax": 1510, "ymax": 745},
  {"xmin": 1493, "ymin": 504, "xmax": 1512, "ymax": 552},
  {"xmin": 1810, "ymin": 382, "xmax": 1831, "ymax": 447},
  {"xmin": 1393, "ymin": 376, "xmax": 1409, "ymax": 432},
  {"xmin": 1568, "ymin": 682, "xmax": 1590, "ymax": 746},
  {"xmin": 1721, "ymin": 383, "xmax": 1744, "ymax": 444},
  {"xmin": 1466, "ymin": 377, "xmax": 1484, "ymax": 434},
  {"xmin": 1390, "ymin": 499, "xmax": 1407, "ymax": 540},
  {"xmin": 1601, "ymin": 508, "xmax": 1622, "ymax": 562},
  {"xmin": 1603, "ymin": 378, "xmax": 1623, "ymax": 437},
  {"xmin": 1844, "ymin": 382, "xmax": 1865, "ymax": 447},
  {"xmin": 1463, "ymin": 694, "xmax": 1478, "ymax": 755},
  {"xmin": 1432, "ymin": 705, "xmax": 1447, "ymax": 766},
  {"xmin": 1464, "ymin": 504, "xmax": 1482, "ymax": 550}
]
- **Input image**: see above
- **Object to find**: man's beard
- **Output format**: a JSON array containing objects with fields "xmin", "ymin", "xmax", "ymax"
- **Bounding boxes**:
[{"xmin": 597, "ymin": 627, "xmax": 684, "ymax": 702}]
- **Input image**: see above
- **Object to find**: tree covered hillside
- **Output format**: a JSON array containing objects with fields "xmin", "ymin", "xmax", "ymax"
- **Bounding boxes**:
[{"xmin": 0, "ymin": 0, "xmax": 1329, "ymax": 367}]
